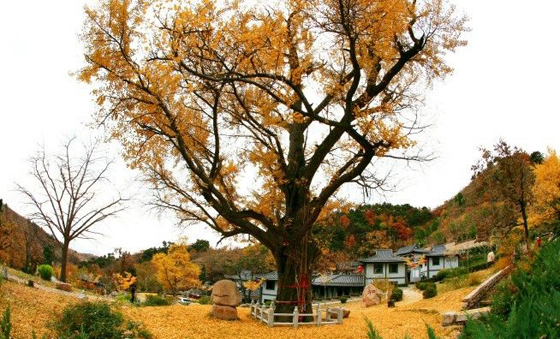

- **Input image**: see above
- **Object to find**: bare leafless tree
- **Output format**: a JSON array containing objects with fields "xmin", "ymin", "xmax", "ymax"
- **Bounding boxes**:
[{"xmin": 17, "ymin": 138, "xmax": 125, "ymax": 282}]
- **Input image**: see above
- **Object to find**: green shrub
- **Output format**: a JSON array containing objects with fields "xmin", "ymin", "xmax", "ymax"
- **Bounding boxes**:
[
  {"xmin": 423, "ymin": 284, "xmax": 437, "ymax": 299},
  {"xmin": 115, "ymin": 293, "xmax": 131, "ymax": 303},
  {"xmin": 37, "ymin": 265, "xmax": 53, "ymax": 281},
  {"xmin": 460, "ymin": 238, "xmax": 560, "ymax": 339},
  {"xmin": 365, "ymin": 317, "xmax": 383, "ymax": 339},
  {"xmin": 340, "ymin": 296, "xmax": 348, "ymax": 303},
  {"xmin": 198, "ymin": 295, "xmax": 212, "ymax": 305},
  {"xmin": 52, "ymin": 302, "xmax": 151, "ymax": 339},
  {"xmin": 417, "ymin": 281, "xmax": 428, "ymax": 290},
  {"xmin": 143, "ymin": 295, "xmax": 170, "ymax": 306},
  {"xmin": 0, "ymin": 305, "xmax": 11, "ymax": 339},
  {"xmin": 390, "ymin": 288, "xmax": 403, "ymax": 302},
  {"xmin": 31, "ymin": 330, "xmax": 48, "ymax": 339},
  {"xmin": 435, "ymin": 267, "xmax": 469, "ymax": 282}
]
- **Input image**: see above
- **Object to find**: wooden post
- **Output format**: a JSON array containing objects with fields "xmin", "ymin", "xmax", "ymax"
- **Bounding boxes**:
[
  {"xmin": 256, "ymin": 302, "xmax": 260, "ymax": 320},
  {"xmin": 267, "ymin": 307, "xmax": 274, "ymax": 327},
  {"xmin": 337, "ymin": 307, "xmax": 343, "ymax": 324},
  {"xmin": 316, "ymin": 303, "xmax": 322, "ymax": 326},
  {"xmin": 293, "ymin": 306, "xmax": 299, "ymax": 328}
]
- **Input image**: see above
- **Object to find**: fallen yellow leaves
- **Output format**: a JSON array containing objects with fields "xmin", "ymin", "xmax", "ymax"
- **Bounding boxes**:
[
  {"xmin": 1, "ymin": 277, "xmax": 472, "ymax": 339},
  {"xmin": 121, "ymin": 288, "xmax": 472, "ymax": 339},
  {"xmin": 0, "ymin": 280, "xmax": 74, "ymax": 338}
]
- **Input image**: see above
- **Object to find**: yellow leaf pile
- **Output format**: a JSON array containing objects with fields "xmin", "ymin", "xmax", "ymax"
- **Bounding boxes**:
[{"xmin": 1, "ymin": 278, "xmax": 473, "ymax": 339}]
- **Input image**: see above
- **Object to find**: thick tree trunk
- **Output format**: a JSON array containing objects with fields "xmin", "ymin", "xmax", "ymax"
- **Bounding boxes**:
[
  {"xmin": 520, "ymin": 201, "xmax": 530, "ymax": 245},
  {"xmin": 274, "ymin": 238, "xmax": 318, "ymax": 321},
  {"xmin": 60, "ymin": 241, "xmax": 70, "ymax": 282}
]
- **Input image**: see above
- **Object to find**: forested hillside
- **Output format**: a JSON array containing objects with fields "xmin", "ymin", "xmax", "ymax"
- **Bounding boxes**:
[
  {"xmin": 0, "ymin": 200, "xmax": 92, "ymax": 273},
  {"xmin": 316, "ymin": 143, "xmax": 559, "ymax": 263}
]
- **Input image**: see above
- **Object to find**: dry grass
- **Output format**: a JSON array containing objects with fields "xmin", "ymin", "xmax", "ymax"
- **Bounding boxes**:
[{"xmin": 438, "ymin": 266, "xmax": 499, "ymax": 294}]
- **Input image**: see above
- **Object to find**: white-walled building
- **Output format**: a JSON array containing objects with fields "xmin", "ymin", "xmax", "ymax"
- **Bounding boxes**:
[
  {"xmin": 425, "ymin": 244, "xmax": 459, "ymax": 278},
  {"xmin": 259, "ymin": 271, "xmax": 278, "ymax": 303},
  {"xmin": 395, "ymin": 244, "xmax": 430, "ymax": 283},
  {"xmin": 360, "ymin": 249, "xmax": 407, "ymax": 286}
]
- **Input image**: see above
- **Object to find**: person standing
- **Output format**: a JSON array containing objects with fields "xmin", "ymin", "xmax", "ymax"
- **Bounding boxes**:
[{"xmin": 130, "ymin": 283, "xmax": 137, "ymax": 303}]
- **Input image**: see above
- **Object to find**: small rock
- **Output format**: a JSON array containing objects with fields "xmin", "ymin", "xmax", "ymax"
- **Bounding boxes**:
[
  {"xmin": 442, "ymin": 312, "xmax": 456, "ymax": 327},
  {"xmin": 56, "ymin": 283, "xmax": 72, "ymax": 292}
]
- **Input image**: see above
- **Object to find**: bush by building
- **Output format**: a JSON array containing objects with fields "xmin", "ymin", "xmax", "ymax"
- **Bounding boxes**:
[
  {"xmin": 423, "ymin": 284, "xmax": 437, "ymax": 299},
  {"xmin": 37, "ymin": 265, "xmax": 53, "ymax": 281},
  {"xmin": 390, "ymin": 288, "xmax": 403, "ymax": 302}
]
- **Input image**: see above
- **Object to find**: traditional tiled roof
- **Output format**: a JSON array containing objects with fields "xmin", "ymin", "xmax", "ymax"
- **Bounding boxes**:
[
  {"xmin": 359, "ymin": 249, "xmax": 406, "ymax": 263},
  {"xmin": 336, "ymin": 260, "xmax": 360, "ymax": 271},
  {"xmin": 312, "ymin": 274, "xmax": 364, "ymax": 287},
  {"xmin": 445, "ymin": 240, "xmax": 490, "ymax": 254},
  {"xmin": 258, "ymin": 271, "xmax": 278, "ymax": 281},
  {"xmin": 224, "ymin": 270, "xmax": 254, "ymax": 281},
  {"xmin": 425, "ymin": 244, "xmax": 447, "ymax": 257},
  {"xmin": 395, "ymin": 244, "xmax": 430, "ymax": 256}
]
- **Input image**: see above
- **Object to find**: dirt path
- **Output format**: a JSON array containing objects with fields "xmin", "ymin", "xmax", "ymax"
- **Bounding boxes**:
[
  {"xmin": 398, "ymin": 286, "xmax": 423, "ymax": 306},
  {"xmin": 5, "ymin": 273, "xmax": 111, "ymax": 301}
]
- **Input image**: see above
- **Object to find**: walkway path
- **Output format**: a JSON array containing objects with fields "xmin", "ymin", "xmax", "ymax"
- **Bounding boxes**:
[
  {"xmin": 4, "ymin": 271, "xmax": 111, "ymax": 301},
  {"xmin": 399, "ymin": 286, "xmax": 423, "ymax": 306}
]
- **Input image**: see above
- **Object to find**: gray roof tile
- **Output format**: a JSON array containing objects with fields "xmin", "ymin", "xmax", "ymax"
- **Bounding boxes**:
[
  {"xmin": 395, "ymin": 244, "xmax": 430, "ymax": 256},
  {"xmin": 359, "ymin": 249, "xmax": 406, "ymax": 263},
  {"xmin": 258, "ymin": 271, "xmax": 278, "ymax": 280},
  {"xmin": 312, "ymin": 274, "xmax": 364, "ymax": 287}
]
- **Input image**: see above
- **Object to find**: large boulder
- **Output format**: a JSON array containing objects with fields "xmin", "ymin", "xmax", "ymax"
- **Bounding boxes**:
[
  {"xmin": 362, "ymin": 284, "xmax": 384, "ymax": 307},
  {"xmin": 212, "ymin": 304, "xmax": 239, "ymax": 320},
  {"xmin": 211, "ymin": 280, "xmax": 242, "ymax": 307}
]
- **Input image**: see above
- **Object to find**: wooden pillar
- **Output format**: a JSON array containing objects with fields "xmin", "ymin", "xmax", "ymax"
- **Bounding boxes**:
[{"xmin": 293, "ymin": 306, "xmax": 299, "ymax": 328}]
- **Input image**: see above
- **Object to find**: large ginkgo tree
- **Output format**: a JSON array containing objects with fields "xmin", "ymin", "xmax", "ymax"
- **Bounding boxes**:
[{"xmin": 80, "ymin": 0, "xmax": 467, "ymax": 313}]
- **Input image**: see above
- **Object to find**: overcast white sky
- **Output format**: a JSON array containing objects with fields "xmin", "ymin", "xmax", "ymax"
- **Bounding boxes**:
[{"xmin": 1, "ymin": 1, "xmax": 559, "ymax": 256}]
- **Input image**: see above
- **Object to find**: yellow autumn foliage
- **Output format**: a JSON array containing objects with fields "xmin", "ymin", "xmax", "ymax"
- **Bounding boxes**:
[
  {"xmin": 79, "ymin": 0, "xmax": 469, "ymax": 245},
  {"xmin": 152, "ymin": 244, "xmax": 201, "ymax": 294},
  {"xmin": 532, "ymin": 149, "xmax": 560, "ymax": 224},
  {"xmin": 242, "ymin": 278, "xmax": 264, "ymax": 291},
  {"xmin": 113, "ymin": 271, "xmax": 137, "ymax": 291}
]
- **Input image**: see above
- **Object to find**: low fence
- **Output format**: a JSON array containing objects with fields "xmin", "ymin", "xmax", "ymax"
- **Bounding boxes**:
[
  {"xmin": 462, "ymin": 265, "xmax": 512, "ymax": 310},
  {"xmin": 249, "ymin": 301, "xmax": 344, "ymax": 327}
]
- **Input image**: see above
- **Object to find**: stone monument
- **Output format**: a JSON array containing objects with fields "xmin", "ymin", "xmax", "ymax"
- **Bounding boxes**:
[{"xmin": 211, "ymin": 280, "xmax": 242, "ymax": 320}]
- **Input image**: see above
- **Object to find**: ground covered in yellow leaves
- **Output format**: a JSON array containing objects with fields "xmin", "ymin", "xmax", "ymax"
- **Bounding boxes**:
[
  {"xmin": 121, "ymin": 287, "xmax": 472, "ymax": 339},
  {"xmin": 0, "ymin": 280, "xmax": 74, "ymax": 338},
  {"xmin": 1, "ymin": 277, "xmax": 473, "ymax": 339}
]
